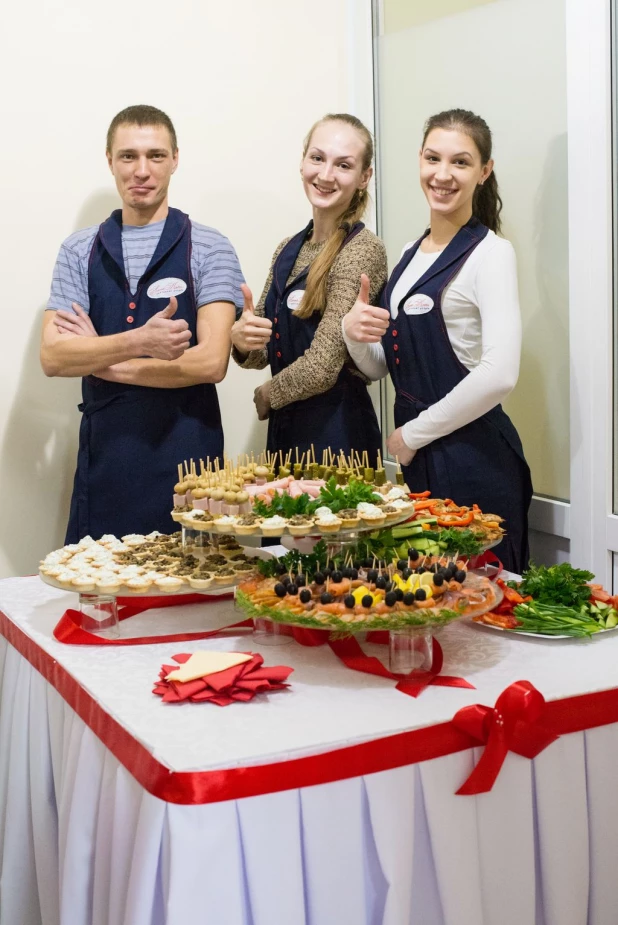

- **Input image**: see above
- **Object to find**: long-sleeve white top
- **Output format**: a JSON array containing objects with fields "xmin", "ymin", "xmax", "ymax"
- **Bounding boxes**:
[{"xmin": 342, "ymin": 230, "xmax": 521, "ymax": 451}]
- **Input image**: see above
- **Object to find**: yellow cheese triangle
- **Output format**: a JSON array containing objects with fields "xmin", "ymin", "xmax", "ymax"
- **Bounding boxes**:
[{"xmin": 166, "ymin": 651, "xmax": 252, "ymax": 683}]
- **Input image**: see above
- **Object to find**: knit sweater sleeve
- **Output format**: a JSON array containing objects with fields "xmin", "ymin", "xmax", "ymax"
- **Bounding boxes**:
[
  {"xmin": 269, "ymin": 230, "xmax": 388, "ymax": 410},
  {"xmin": 231, "ymin": 238, "xmax": 290, "ymax": 371}
]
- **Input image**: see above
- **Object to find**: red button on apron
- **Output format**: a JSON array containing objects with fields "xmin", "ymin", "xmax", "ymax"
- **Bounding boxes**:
[
  {"xmin": 395, "ymin": 358, "xmax": 400, "ymax": 365},
  {"xmin": 126, "ymin": 315, "xmax": 134, "ymax": 323},
  {"xmin": 129, "ymin": 302, "xmax": 136, "ymax": 309},
  {"xmin": 392, "ymin": 330, "xmax": 398, "ymax": 337},
  {"xmin": 275, "ymin": 333, "xmax": 280, "ymax": 339},
  {"xmin": 393, "ymin": 344, "xmax": 398, "ymax": 351},
  {"xmin": 274, "ymin": 317, "xmax": 278, "ymax": 324},
  {"xmin": 276, "ymin": 351, "xmax": 282, "ymax": 358}
]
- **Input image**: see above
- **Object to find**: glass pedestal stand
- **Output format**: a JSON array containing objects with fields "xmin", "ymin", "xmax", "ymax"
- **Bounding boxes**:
[
  {"xmin": 252, "ymin": 617, "xmax": 292, "ymax": 646},
  {"xmin": 231, "ymin": 587, "xmax": 291, "ymax": 647},
  {"xmin": 78, "ymin": 593, "xmax": 119, "ymax": 637},
  {"xmin": 389, "ymin": 627, "xmax": 435, "ymax": 674},
  {"xmin": 181, "ymin": 526, "xmax": 211, "ymax": 553}
]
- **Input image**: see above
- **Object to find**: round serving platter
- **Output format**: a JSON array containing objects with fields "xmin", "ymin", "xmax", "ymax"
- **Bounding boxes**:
[
  {"xmin": 471, "ymin": 621, "xmax": 618, "ymax": 640},
  {"xmin": 38, "ymin": 546, "xmax": 273, "ymax": 598},
  {"xmin": 235, "ymin": 573, "xmax": 503, "ymax": 635},
  {"xmin": 178, "ymin": 506, "xmax": 417, "ymax": 540}
]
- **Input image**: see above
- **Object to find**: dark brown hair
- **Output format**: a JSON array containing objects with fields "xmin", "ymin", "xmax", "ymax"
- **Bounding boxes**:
[
  {"xmin": 106, "ymin": 104, "xmax": 177, "ymax": 155},
  {"xmin": 296, "ymin": 113, "xmax": 373, "ymax": 319},
  {"xmin": 422, "ymin": 108, "xmax": 502, "ymax": 233}
]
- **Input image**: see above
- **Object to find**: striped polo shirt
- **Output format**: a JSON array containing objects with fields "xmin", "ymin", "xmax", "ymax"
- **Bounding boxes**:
[{"xmin": 47, "ymin": 217, "xmax": 244, "ymax": 314}]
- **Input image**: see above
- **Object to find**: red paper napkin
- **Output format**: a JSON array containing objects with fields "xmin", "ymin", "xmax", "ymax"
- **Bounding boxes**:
[{"xmin": 153, "ymin": 652, "xmax": 293, "ymax": 706}]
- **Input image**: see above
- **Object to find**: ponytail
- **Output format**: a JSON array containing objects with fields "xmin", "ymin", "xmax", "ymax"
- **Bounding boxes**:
[
  {"xmin": 294, "ymin": 113, "xmax": 373, "ymax": 319},
  {"xmin": 473, "ymin": 171, "xmax": 502, "ymax": 234}
]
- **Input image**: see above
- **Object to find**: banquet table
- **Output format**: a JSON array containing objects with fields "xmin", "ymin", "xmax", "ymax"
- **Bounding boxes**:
[{"xmin": 2, "ymin": 574, "xmax": 618, "ymax": 925}]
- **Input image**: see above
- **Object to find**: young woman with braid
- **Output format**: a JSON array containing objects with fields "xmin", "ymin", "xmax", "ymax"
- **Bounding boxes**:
[
  {"xmin": 343, "ymin": 109, "xmax": 532, "ymax": 572},
  {"xmin": 231, "ymin": 113, "xmax": 387, "ymax": 463}
]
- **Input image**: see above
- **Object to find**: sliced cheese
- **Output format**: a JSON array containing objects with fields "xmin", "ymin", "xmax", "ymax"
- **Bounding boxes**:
[{"xmin": 166, "ymin": 651, "xmax": 252, "ymax": 683}]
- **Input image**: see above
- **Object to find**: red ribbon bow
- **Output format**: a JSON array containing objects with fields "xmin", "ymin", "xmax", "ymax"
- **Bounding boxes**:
[
  {"xmin": 453, "ymin": 680, "xmax": 559, "ymax": 794},
  {"xmin": 328, "ymin": 634, "xmax": 475, "ymax": 698}
]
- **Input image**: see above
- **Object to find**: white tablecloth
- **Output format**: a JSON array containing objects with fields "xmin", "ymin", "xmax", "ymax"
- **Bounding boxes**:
[{"xmin": 2, "ymin": 576, "xmax": 618, "ymax": 925}]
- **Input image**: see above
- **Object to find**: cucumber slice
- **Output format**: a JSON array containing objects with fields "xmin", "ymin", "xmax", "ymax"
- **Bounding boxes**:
[
  {"xmin": 406, "ymin": 538, "xmax": 433, "ymax": 550},
  {"xmin": 391, "ymin": 525, "xmax": 425, "ymax": 539}
]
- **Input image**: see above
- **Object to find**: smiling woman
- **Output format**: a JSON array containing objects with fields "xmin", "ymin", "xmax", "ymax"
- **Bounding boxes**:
[
  {"xmin": 230, "ymin": 113, "xmax": 388, "ymax": 463},
  {"xmin": 343, "ymin": 109, "xmax": 532, "ymax": 573}
]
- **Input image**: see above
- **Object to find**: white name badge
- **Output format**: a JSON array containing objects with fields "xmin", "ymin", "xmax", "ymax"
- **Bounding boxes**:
[
  {"xmin": 147, "ymin": 277, "xmax": 187, "ymax": 299},
  {"xmin": 403, "ymin": 293, "xmax": 434, "ymax": 315},
  {"xmin": 287, "ymin": 289, "xmax": 304, "ymax": 310}
]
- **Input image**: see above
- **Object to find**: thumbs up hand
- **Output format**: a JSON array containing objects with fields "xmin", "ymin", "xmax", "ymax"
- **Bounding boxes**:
[
  {"xmin": 139, "ymin": 296, "xmax": 192, "ymax": 359},
  {"xmin": 240, "ymin": 283, "xmax": 256, "ymax": 315},
  {"xmin": 157, "ymin": 296, "xmax": 179, "ymax": 319},
  {"xmin": 343, "ymin": 274, "xmax": 390, "ymax": 343},
  {"xmin": 231, "ymin": 284, "xmax": 273, "ymax": 355}
]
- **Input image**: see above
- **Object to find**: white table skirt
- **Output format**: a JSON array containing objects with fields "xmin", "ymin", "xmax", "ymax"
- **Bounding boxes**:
[
  {"xmin": 4, "ymin": 573, "xmax": 618, "ymax": 925},
  {"xmin": 3, "ymin": 636, "xmax": 618, "ymax": 925}
]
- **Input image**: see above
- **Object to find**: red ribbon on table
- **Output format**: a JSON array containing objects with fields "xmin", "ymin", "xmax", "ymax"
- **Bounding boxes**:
[
  {"xmin": 328, "ymin": 635, "xmax": 475, "ymax": 698},
  {"xmin": 53, "ymin": 593, "xmax": 252, "ymax": 646},
  {"xmin": 53, "ymin": 595, "xmax": 474, "ymax": 695},
  {"xmin": 452, "ymin": 680, "xmax": 558, "ymax": 794},
  {"xmin": 8, "ymin": 599, "xmax": 618, "ymax": 803}
]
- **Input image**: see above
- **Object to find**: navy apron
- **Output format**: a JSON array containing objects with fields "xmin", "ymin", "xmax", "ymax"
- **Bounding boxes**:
[
  {"xmin": 65, "ymin": 208, "xmax": 223, "ymax": 543},
  {"xmin": 264, "ymin": 221, "xmax": 382, "ymax": 464},
  {"xmin": 382, "ymin": 216, "xmax": 532, "ymax": 573}
]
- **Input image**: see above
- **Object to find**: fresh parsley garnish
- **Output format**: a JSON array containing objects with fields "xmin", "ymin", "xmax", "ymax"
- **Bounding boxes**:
[{"xmin": 511, "ymin": 562, "xmax": 594, "ymax": 607}]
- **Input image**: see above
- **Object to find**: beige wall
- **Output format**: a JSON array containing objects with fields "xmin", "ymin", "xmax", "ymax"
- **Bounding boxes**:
[
  {"xmin": 378, "ymin": 0, "xmax": 569, "ymax": 502},
  {"xmin": 0, "ymin": 0, "xmax": 361, "ymax": 577}
]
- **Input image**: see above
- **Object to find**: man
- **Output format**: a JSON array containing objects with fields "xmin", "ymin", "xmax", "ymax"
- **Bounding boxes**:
[{"xmin": 41, "ymin": 104, "xmax": 243, "ymax": 542}]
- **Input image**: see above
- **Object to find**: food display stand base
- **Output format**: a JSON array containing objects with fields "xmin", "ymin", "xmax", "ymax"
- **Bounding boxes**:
[
  {"xmin": 388, "ymin": 627, "xmax": 436, "ymax": 674},
  {"xmin": 252, "ymin": 617, "xmax": 293, "ymax": 646},
  {"xmin": 78, "ymin": 593, "xmax": 120, "ymax": 637}
]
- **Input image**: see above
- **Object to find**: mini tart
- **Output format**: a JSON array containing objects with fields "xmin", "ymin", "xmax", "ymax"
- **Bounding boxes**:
[
  {"xmin": 260, "ymin": 516, "xmax": 289, "ymax": 537},
  {"xmin": 235, "ymin": 515, "xmax": 261, "ymax": 535},
  {"xmin": 121, "ymin": 534, "xmax": 147, "ymax": 547},
  {"xmin": 154, "ymin": 575, "xmax": 184, "ymax": 593},
  {"xmin": 95, "ymin": 576, "xmax": 122, "ymax": 594},
  {"xmin": 361, "ymin": 513, "xmax": 387, "ymax": 527},
  {"xmin": 357, "ymin": 504, "xmax": 387, "ymax": 526},
  {"xmin": 233, "ymin": 559, "xmax": 257, "ymax": 575},
  {"xmin": 71, "ymin": 575, "xmax": 96, "ymax": 592},
  {"xmin": 214, "ymin": 515, "xmax": 239, "ymax": 534},
  {"xmin": 382, "ymin": 504, "xmax": 401, "ymax": 523},
  {"xmin": 220, "ymin": 545, "xmax": 245, "ymax": 559},
  {"xmin": 124, "ymin": 576, "xmax": 153, "ymax": 594},
  {"xmin": 182, "ymin": 511, "xmax": 214, "ymax": 531},
  {"xmin": 287, "ymin": 515, "xmax": 316, "ymax": 536},
  {"xmin": 338, "ymin": 508, "xmax": 360, "ymax": 529},
  {"xmin": 188, "ymin": 573, "xmax": 214, "ymax": 589},
  {"xmin": 315, "ymin": 514, "xmax": 343, "ymax": 534},
  {"xmin": 212, "ymin": 566, "xmax": 236, "ymax": 584}
]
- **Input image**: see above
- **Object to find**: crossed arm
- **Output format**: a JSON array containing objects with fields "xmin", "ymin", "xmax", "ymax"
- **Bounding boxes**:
[{"xmin": 40, "ymin": 299, "xmax": 235, "ymax": 387}]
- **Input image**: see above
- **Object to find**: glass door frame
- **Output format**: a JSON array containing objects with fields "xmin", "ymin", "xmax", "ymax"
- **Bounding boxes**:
[
  {"xmin": 348, "ymin": 0, "xmax": 617, "ymax": 578},
  {"xmin": 566, "ymin": 0, "xmax": 617, "ymax": 583}
]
